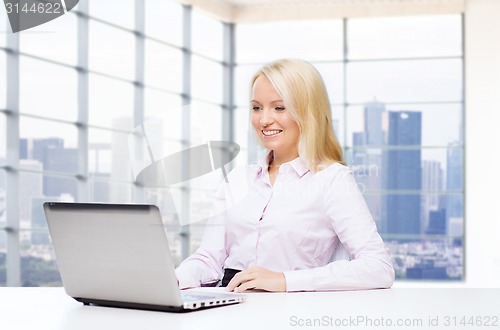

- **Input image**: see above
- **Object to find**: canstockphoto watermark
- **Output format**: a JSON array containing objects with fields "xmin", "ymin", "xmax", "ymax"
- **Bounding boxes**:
[
  {"xmin": 289, "ymin": 315, "xmax": 500, "ymax": 328},
  {"xmin": 289, "ymin": 315, "xmax": 424, "ymax": 328},
  {"xmin": 3, "ymin": 0, "xmax": 79, "ymax": 33}
]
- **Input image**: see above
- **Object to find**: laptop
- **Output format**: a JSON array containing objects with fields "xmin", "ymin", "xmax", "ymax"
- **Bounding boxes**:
[{"xmin": 43, "ymin": 202, "xmax": 246, "ymax": 312}]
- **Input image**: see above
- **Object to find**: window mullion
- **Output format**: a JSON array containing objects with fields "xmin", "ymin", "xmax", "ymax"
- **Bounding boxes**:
[
  {"xmin": 77, "ymin": 1, "xmax": 89, "ymax": 202},
  {"xmin": 5, "ymin": 30, "xmax": 20, "ymax": 287},
  {"xmin": 180, "ymin": 4, "xmax": 192, "ymax": 261}
]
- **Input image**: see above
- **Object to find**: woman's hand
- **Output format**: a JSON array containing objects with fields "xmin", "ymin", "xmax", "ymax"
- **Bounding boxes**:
[{"xmin": 225, "ymin": 266, "xmax": 286, "ymax": 293}]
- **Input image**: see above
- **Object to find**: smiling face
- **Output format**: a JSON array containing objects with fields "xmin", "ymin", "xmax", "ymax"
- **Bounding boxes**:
[{"xmin": 251, "ymin": 74, "xmax": 300, "ymax": 162}]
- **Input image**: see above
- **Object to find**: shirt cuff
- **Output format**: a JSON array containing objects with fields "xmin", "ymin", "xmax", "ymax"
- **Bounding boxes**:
[
  {"xmin": 283, "ymin": 268, "xmax": 316, "ymax": 292},
  {"xmin": 175, "ymin": 267, "xmax": 200, "ymax": 290}
]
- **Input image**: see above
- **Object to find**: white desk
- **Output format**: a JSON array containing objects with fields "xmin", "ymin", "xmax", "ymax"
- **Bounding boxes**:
[{"xmin": 1, "ymin": 287, "xmax": 499, "ymax": 330}]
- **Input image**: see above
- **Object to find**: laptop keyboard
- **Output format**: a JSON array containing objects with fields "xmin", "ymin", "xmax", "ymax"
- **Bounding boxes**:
[{"xmin": 181, "ymin": 293, "xmax": 217, "ymax": 302}]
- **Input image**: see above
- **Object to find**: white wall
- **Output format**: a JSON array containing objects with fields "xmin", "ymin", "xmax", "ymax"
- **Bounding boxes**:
[
  {"xmin": 464, "ymin": 0, "xmax": 500, "ymax": 287},
  {"xmin": 179, "ymin": 0, "xmax": 466, "ymax": 23}
]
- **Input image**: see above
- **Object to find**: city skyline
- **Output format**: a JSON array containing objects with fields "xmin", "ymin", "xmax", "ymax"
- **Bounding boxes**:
[
  {"xmin": 350, "ymin": 100, "xmax": 463, "ymax": 280},
  {"xmin": 1, "ymin": 98, "xmax": 465, "ymax": 284}
]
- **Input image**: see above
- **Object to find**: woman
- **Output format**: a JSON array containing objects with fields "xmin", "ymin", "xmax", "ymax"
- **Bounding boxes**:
[{"xmin": 175, "ymin": 59, "xmax": 395, "ymax": 292}]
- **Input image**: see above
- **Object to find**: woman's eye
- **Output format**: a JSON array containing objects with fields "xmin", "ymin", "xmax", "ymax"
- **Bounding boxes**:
[
  {"xmin": 252, "ymin": 106, "xmax": 261, "ymax": 111},
  {"xmin": 275, "ymin": 106, "xmax": 285, "ymax": 111}
]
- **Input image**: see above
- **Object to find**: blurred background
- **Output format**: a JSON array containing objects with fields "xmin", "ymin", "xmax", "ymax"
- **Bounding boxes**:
[{"xmin": 0, "ymin": 0, "xmax": 498, "ymax": 288}]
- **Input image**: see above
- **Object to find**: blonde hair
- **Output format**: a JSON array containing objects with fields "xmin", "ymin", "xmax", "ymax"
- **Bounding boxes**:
[{"xmin": 250, "ymin": 59, "xmax": 344, "ymax": 172}]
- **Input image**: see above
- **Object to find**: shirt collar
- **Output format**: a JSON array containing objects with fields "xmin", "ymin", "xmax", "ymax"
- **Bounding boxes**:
[{"xmin": 256, "ymin": 150, "xmax": 310, "ymax": 178}]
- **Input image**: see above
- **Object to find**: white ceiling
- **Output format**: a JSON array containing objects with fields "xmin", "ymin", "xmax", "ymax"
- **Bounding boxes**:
[
  {"xmin": 178, "ymin": 0, "xmax": 466, "ymax": 23},
  {"xmin": 210, "ymin": 0, "xmax": 463, "ymax": 7},
  {"xmin": 219, "ymin": 0, "xmax": 377, "ymax": 5}
]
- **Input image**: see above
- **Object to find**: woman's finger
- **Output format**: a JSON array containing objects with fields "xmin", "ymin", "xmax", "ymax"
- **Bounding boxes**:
[{"xmin": 225, "ymin": 271, "xmax": 254, "ymax": 292}]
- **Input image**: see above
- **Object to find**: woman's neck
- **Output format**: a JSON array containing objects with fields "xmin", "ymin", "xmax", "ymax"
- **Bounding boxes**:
[{"xmin": 268, "ymin": 151, "xmax": 299, "ymax": 171}]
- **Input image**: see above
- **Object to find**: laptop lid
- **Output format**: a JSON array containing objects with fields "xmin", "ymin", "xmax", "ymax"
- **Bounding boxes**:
[{"xmin": 44, "ymin": 202, "xmax": 184, "ymax": 308}]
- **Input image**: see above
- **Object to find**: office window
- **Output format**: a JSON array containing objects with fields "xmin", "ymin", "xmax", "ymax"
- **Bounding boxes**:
[
  {"xmin": 19, "ymin": 173, "xmax": 76, "ymax": 230},
  {"xmin": 0, "ymin": 130, "xmax": 5, "ymax": 287},
  {"xmin": 234, "ymin": 107, "xmax": 250, "ymax": 147},
  {"xmin": 1, "ymin": 6, "xmax": 8, "ymax": 46},
  {"xmin": 237, "ymin": 20, "xmax": 343, "ymax": 64},
  {"xmin": 20, "ymin": 56, "xmax": 77, "ymax": 121},
  {"xmin": 20, "ymin": 227, "xmax": 61, "ymax": 287},
  {"xmin": 88, "ymin": 142, "xmax": 110, "ymax": 175},
  {"xmin": 18, "ymin": 173, "xmax": 71, "ymax": 286},
  {"xmin": 144, "ymin": 40, "xmax": 183, "ymax": 93},
  {"xmin": 2, "ymin": 0, "xmax": 221, "ymax": 287},
  {"xmin": 145, "ymin": 0, "xmax": 183, "ymax": 47},
  {"xmin": 234, "ymin": 107, "xmax": 251, "ymax": 167},
  {"xmin": 234, "ymin": 63, "xmax": 260, "ymax": 107},
  {"xmin": 314, "ymin": 62, "xmax": 345, "ymax": 105},
  {"xmin": 0, "ymin": 170, "xmax": 5, "ymax": 219},
  {"xmin": 190, "ymin": 101, "xmax": 223, "ymax": 141},
  {"xmin": 387, "ymin": 237, "xmax": 463, "ymax": 280},
  {"xmin": 346, "ymin": 59, "xmax": 462, "ymax": 103},
  {"xmin": 88, "ymin": 74, "xmax": 134, "ymax": 130},
  {"xmin": 19, "ymin": 116, "xmax": 77, "ymax": 153},
  {"xmin": 192, "ymin": 9, "xmax": 223, "ymax": 61},
  {"xmin": 0, "ymin": 114, "xmax": 5, "ymax": 165},
  {"xmin": 191, "ymin": 55, "xmax": 223, "ymax": 104},
  {"xmin": 0, "ymin": 51, "xmax": 5, "ymax": 109},
  {"xmin": 19, "ymin": 116, "xmax": 77, "ymax": 151},
  {"xmin": 0, "ymin": 231, "xmax": 5, "ymax": 287},
  {"xmin": 348, "ymin": 15, "xmax": 462, "ymax": 59},
  {"xmin": 89, "ymin": 128, "xmax": 133, "ymax": 183},
  {"xmin": 346, "ymin": 15, "xmax": 464, "ymax": 280},
  {"xmin": 330, "ymin": 104, "xmax": 344, "ymax": 147},
  {"xmin": 350, "ymin": 149, "xmax": 462, "ymax": 218},
  {"xmin": 144, "ymin": 88, "xmax": 183, "ymax": 120},
  {"xmin": 88, "ymin": 0, "xmax": 135, "ymax": 29},
  {"xmin": 89, "ymin": 20, "xmax": 135, "ymax": 81},
  {"xmin": 236, "ymin": 15, "xmax": 464, "ymax": 281},
  {"xmin": 88, "ymin": 179, "xmax": 136, "ymax": 204},
  {"xmin": 346, "ymin": 104, "xmax": 463, "ymax": 147},
  {"xmin": 19, "ymin": 12, "xmax": 77, "ymax": 66},
  {"xmin": 18, "ymin": 124, "xmax": 78, "ymax": 244}
]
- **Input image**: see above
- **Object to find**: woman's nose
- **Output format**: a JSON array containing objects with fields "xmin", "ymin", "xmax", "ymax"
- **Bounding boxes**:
[{"xmin": 259, "ymin": 108, "xmax": 273, "ymax": 126}]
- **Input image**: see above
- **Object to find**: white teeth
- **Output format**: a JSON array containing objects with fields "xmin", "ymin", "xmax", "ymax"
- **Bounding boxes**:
[{"xmin": 262, "ymin": 130, "xmax": 282, "ymax": 136}]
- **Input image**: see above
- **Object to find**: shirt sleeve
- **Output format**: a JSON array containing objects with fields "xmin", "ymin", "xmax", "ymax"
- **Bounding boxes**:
[
  {"xmin": 175, "ymin": 184, "xmax": 228, "ymax": 289},
  {"xmin": 283, "ymin": 166, "xmax": 395, "ymax": 292}
]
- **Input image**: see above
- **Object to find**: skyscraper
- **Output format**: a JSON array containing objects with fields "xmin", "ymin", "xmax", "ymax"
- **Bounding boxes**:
[
  {"xmin": 351, "ymin": 101, "xmax": 387, "ymax": 228},
  {"xmin": 364, "ymin": 101, "xmax": 386, "ymax": 147},
  {"xmin": 351, "ymin": 131, "xmax": 366, "ymax": 166},
  {"xmin": 426, "ymin": 209, "xmax": 447, "ymax": 235},
  {"xmin": 43, "ymin": 147, "xmax": 78, "ymax": 199},
  {"xmin": 446, "ymin": 142, "xmax": 464, "ymax": 225},
  {"xmin": 384, "ymin": 111, "xmax": 422, "ymax": 235},
  {"xmin": 89, "ymin": 143, "xmax": 112, "ymax": 202},
  {"xmin": 32, "ymin": 138, "xmax": 64, "ymax": 163},
  {"xmin": 19, "ymin": 159, "xmax": 43, "ymax": 223},
  {"xmin": 112, "ymin": 117, "xmax": 133, "ymax": 202},
  {"xmin": 19, "ymin": 139, "xmax": 28, "ymax": 159},
  {"xmin": 422, "ymin": 160, "xmax": 444, "ymax": 232},
  {"xmin": 22, "ymin": 138, "xmax": 78, "ymax": 199}
]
